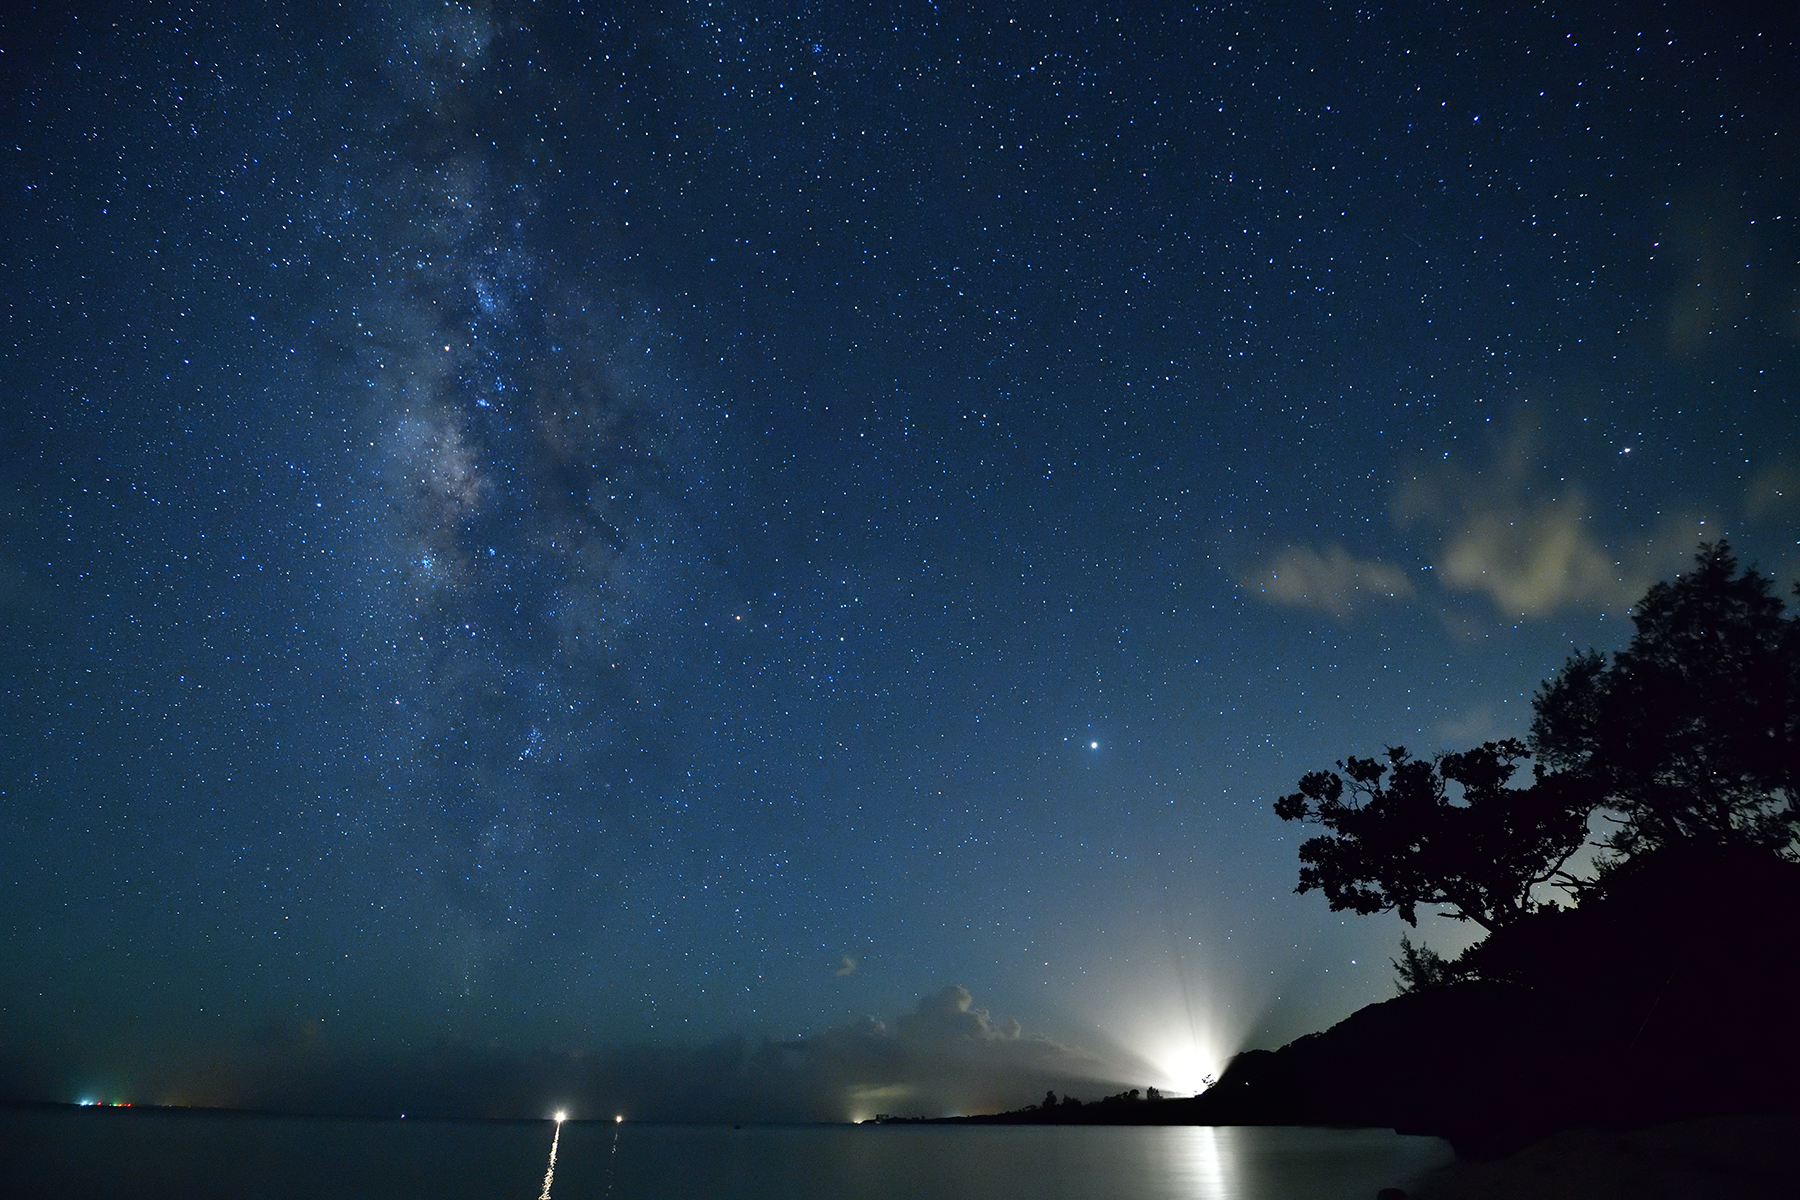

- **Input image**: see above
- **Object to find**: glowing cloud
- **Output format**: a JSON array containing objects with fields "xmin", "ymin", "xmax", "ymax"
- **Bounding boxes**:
[
  {"xmin": 1245, "ymin": 544, "xmax": 1415, "ymax": 617},
  {"xmin": 1394, "ymin": 419, "xmax": 1640, "ymax": 617},
  {"xmin": 1435, "ymin": 494, "xmax": 1628, "ymax": 616}
]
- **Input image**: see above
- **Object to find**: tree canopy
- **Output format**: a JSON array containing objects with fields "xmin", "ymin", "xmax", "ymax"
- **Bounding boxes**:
[
  {"xmin": 1530, "ymin": 541, "xmax": 1799, "ymax": 855},
  {"xmin": 1275, "ymin": 542, "xmax": 1798, "ymax": 941},
  {"xmin": 1273, "ymin": 739, "xmax": 1590, "ymax": 931}
]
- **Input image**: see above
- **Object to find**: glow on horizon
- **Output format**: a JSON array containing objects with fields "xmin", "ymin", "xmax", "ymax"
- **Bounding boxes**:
[
  {"xmin": 1145, "ymin": 1040, "xmax": 1219, "ymax": 1095},
  {"xmin": 1078, "ymin": 958, "xmax": 1247, "ymax": 1097},
  {"xmin": 1128, "ymin": 995, "xmax": 1236, "ymax": 1094}
]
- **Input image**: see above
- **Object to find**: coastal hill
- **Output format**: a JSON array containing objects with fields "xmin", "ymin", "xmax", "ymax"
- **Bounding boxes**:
[
  {"xmin": 1191, "ymin": 843, "xmax": 1800, "ymax": 1154},
  {"xmin": 882, "ymin": 843, "xmax": 1800, "ymax": 1157}
]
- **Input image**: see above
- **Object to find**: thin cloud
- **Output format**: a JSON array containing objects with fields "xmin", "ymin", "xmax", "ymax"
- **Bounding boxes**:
[
  {"xmin": 1436, "ymin": 705, "xmax": 1507, "ymax": 749},
  {"xmin": 1435, "ymin": 493, "xmax": 1629, "ymax": 616},
  {"xmin": 1395, "ymin": 421, "xmax": 1638, "ymax": 618},
  {"xmin": 1657, "ymin": 185, "xmax": 1758, "ymax": 357},
  {"xmin": 1244, "ymin": 544, "xmax": 1415, "ymax": 617},
  {"xmin": 835, "ymin": 955, "xmax": 858, "ymax": 977},
  {"xmin": 1745, "ymin": 462, "xmax": 1798, "ymax": 523}
]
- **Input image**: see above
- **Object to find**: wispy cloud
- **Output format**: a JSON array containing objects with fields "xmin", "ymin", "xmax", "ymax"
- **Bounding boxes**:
[
  {"xmin": 1745, "ymin": 462, "xmax": 1798, "ymax": 523},
  {"xmin": 1242, "ymin": 544, "xmax": 1415, "ymax": 618},
  {"xmin": 1657, "ymin": 185, "xmax": 1759, "ymax": 357},
  {"xmin": 1434, "ymin": 492, "xmax": 1629, "ymax": 616},
  {"xmin": 1394, "ymin": 422, "xmax": 1640, "ymax": 618},
  {"xmin": 1250, "ymin": 418, "xmax": 1740, "ymax": 622}
]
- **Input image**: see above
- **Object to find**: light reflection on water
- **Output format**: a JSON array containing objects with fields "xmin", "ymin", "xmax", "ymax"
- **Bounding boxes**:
[
  {"xmin": 1172, "ymin": 1125, "xmax": 1231, "ymax": 1195},
  {"xmin": 2, "ymin": 1108, "xmax": 1454, "ymax": 1200},
  {"xmin": 1155, "ymin": 1124, "xmax": 1454, "ymax": 1199}
]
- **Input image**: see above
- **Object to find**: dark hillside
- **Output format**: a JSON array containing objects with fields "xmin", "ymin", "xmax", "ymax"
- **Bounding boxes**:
[
  {"xmin": 915, "ymin": 847, "xmax": 1800, "ymax": 1156},
  {"xmin": 1188, "ymin": 846, "xmax": 1800, "ymax": 1154}
]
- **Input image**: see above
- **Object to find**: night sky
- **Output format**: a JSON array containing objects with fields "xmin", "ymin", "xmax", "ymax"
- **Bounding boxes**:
[{"xmin": 3, "ymin": 1, "xmax": 1796, "ymax": 1120}]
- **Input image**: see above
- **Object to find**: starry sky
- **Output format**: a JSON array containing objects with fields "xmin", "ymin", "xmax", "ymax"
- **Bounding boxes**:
[{"xmin": 2, "ymin": 1, "xmax": 1796, "ymax": 1120}]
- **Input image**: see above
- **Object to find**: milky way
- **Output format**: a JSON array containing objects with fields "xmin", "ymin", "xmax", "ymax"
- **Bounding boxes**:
[{"xmin": 321, "ymin": 7, "xmax": 721, "ymax": 932}]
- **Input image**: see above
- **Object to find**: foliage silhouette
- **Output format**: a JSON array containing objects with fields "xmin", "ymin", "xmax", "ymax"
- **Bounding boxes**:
[
  {"xmin": 1274, "ymin": 739, "xmax": 1590, "ymax": 930},
  {"xmin": 1531, "ymin": 541, "xmax": 1799, "ymax": 856},
  {"xmin": 1391, "ymin": 933, "xmax": 1452, "ymax": 994}
]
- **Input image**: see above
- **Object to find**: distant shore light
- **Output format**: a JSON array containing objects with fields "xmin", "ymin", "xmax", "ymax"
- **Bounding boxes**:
[
  {"xmin": 555, "ymin": 1110, "xmax": 567, "ymax": 1123},
  {"xmin": 615, "ymin": 1114, "xmax": 624, "ymax": 1123}
]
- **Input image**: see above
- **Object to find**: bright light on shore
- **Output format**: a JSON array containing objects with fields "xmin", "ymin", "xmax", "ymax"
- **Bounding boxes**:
[
  {"xmin": 614, "ymin": 1114, "xmax": 624, "ymax": 1123},
  {"xmin": 554, "ymin": 1111, "xmax": 567, "ymax": 1123}
]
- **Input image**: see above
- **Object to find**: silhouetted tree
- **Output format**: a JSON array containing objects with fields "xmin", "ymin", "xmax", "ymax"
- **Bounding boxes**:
[
  {"xmin": 1531, "ymin": 542, "xmax": 1799, "ymax": 856},
  {"xmin": 1391, "ymin": 933, "xmax": 1453, "ymax": 993},
  {"xmin": 1274, "ymin": 739, "xmax": 1591, "ymax": 930}
]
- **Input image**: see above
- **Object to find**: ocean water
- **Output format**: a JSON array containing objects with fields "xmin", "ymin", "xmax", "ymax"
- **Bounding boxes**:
[{"xmin": 0, "ymin": 1106, "xmax": 1454, "ymax": 1199}]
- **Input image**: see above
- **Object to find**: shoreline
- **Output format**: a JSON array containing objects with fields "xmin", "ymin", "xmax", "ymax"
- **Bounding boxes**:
[{"xmin": 1406, "ymin": 1113, "xmax": 1800, "ymax": 1199}]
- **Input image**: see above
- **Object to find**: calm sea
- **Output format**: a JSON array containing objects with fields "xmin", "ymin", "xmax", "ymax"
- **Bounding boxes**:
[{"xmin": 0, "ymin": 1106, "xmax": 1453, "ymax": 1199}]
